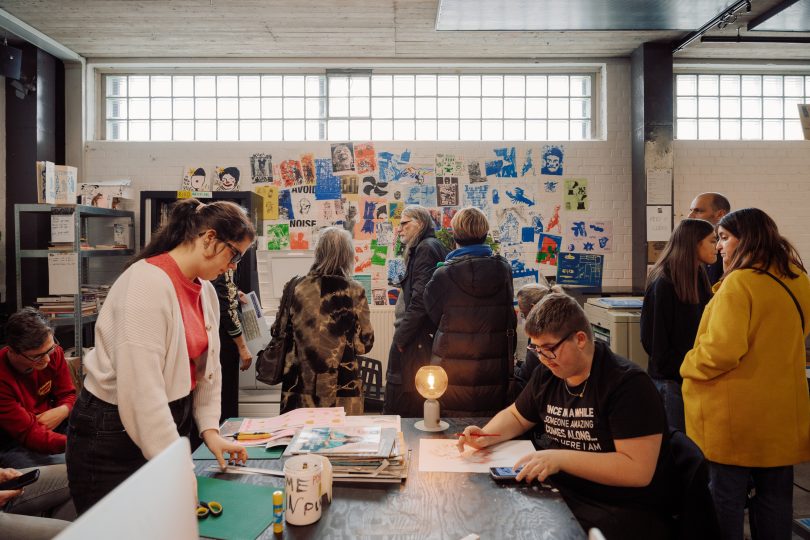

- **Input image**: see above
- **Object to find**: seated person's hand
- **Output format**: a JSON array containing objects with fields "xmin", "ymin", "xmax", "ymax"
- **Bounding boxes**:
[
  {"xmin": 201, "ymin": 430, "xmax": 249, "ymax": 472},
  {"xmin": 514, "ymin": 450, "xmax": 562, "ymax": 483},
  {"xmin": 237, "ymin": 291, "xmax": 248, "ymax": 304},
  {"xmin": 456, "ymin": 426, "xmax": 491, "ymax": 452},
  {"xmin": 36, "ymin": 405, "xmax": 69, "ymax": 430},
  {"xmin": 0, "ymin": 469, "xmax": 23, "ymax": 506}
]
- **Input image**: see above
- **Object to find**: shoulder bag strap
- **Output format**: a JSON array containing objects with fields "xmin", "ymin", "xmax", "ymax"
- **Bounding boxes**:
[{"xmin": 761, "ymin": 270, "xmax": 805, "ymax": 331}]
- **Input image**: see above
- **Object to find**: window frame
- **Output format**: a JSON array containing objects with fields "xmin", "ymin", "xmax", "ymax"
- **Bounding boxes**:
[
  {"xmin": 674, "ymin": 70, "xmax": 810, "ymax": 141},
  {"xmin": 98, "ymin": 67, "xmax": 600, "ymax": 142}
]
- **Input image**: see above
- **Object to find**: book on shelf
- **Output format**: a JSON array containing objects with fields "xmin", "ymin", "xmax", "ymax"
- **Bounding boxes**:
[{"xmin": 36, "ymin": 161, "xmax": 77, "ymax": 205}]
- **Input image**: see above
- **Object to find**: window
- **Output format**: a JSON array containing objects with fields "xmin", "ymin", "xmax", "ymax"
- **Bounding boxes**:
[
  {"xmin": 675, "ymin": 73, "xmax": 810, "ymax": 141},
  {"xmin": 103, "ymin": 72, "xmax": 596, "ymax": 141}
]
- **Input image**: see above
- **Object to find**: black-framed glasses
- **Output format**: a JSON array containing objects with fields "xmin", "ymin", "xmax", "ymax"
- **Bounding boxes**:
[
  {"xmin": 17, "ymin": 337, "xmax": 59, "ymax": 362},
  {"xmin": 199, "ymin": 232, "xmax": 245, "ymax": 264},
  {"xmin": 220, "ymin": 239, "xmax": 244, "ymax": 265},
  {"xmin": 527, "ymin": 332, "xmax": 574, "ymax": 360}
]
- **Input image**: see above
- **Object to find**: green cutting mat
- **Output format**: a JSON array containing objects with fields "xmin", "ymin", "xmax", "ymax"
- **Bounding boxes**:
[
  {"xmin": 192, "ymin": 444, "xmax": 284, "ymax": 460},
  {"xmin": 197, "ymin": 476, "xmax": 281, "ymax": 540}
]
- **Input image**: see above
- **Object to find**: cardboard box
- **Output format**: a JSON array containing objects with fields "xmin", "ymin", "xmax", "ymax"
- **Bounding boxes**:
[
  {"xmin": 78, "ymin": 180, "xmax": 132, "ymax": 208},
  {"xmin": 799, "ymin": 104, "xmax": 810, "ymax": 141},
  {"xmin": 36, "ymin": 161, "xmax": 78, "ymax": 204}
]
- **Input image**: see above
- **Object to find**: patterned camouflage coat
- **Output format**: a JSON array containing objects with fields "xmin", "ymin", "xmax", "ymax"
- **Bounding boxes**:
[{"xmin": 280, "ymin": 274, "xmax": 374, "ymax": 415}]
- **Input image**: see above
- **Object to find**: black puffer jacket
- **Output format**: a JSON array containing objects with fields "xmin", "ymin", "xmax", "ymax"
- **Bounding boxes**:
[
  {"xmin": 387, "ymin": 224, "xmax": 448, "ymax": 386},
  {"xmin": 424, "ymin": 254, "xmax": 516, "ymax": 417}
]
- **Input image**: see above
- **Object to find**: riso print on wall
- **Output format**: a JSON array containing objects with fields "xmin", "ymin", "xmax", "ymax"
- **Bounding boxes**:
[
  {"xmin": 300, "ymin": 153, "xmax": 316, "ymax": 185},
  {"xmin": 182, "ymin": 166, "xmax": 210, "ymax": 191},
  {"xmin": 331, "ymin": 142, "xmax": 356, "ymax": 174},
  {"xmin": 250, "ymin": 154, "xmax": 273, "ymax": 183},
  {"xmin": 354, "ymin": 143, "xmax": 377, "ymax": 174},
  {"xmin": 214, "ymin": 166, "xmax": 240, "ymax": 191},
  {"xmin": 266, "ymin": 223, "xmax": 290, "ymax": 251},
  {"xmin": 541, "ymin": 145, "xmax": 564, "ymax": 176},
  {"xmin": 536, "ymin": 233, "xmax": 562, "ymax": 266},
  {"xmin": 279, "ymin": 160, "xmax": 304, "ymax": 187},
  {"xmin": 435, "ymin": 177, "xmax": 459, "ymax": 207},
  {"xmin": 564, "ymin": 178, "xmax": 588, "ymax": 211},
  {"xmin": 564, "ymin": 219, "xmax": 613, "ymax": 253}
]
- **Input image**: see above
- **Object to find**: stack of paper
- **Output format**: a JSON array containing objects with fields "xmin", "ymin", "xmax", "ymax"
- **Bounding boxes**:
[{"xmin": 285, "ymin": 418, "xmax": 409, "ymax": 484}]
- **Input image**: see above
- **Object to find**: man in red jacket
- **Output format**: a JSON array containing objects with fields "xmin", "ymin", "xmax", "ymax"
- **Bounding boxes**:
[{"xmin": 0, "ymin": 308, "xmax": 76, "ymax": 468}]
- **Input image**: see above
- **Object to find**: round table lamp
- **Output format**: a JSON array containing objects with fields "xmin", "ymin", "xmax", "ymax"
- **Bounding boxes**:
[{"xmin": 414, "ymin": 365, "xmax": 449, "ymax": 432}]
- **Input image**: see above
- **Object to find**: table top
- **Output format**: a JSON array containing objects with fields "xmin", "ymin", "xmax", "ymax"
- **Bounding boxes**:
[{"xmin": 195, "ymin": 417, "xmax": 585, "ymax": 540}]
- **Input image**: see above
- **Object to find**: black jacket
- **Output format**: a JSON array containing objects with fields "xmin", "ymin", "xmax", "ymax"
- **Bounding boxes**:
[
  {"xmin": 424, "ymin": 254, "xmax": 517, "ymax": 416},
  {"xmin": 640, "ymin": 276, "xmax": 711, "ymax": 383},
  {"xmin": 387, "ymin": 225, "xmax": 448, "ymax": 386}
]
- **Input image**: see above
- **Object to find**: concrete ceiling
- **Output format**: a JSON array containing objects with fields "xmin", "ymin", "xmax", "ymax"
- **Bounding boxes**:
[{"xmin": 0, "ymin": 0, "xmax": 808, "ymax": 61}]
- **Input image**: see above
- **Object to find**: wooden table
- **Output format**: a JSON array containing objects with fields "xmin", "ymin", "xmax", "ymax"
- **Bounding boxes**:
[{"xmin": 195, "ymin": 417, "xmax": 585, "ymax": 539}]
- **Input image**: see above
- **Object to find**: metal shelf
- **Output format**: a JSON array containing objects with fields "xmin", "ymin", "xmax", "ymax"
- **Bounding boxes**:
[
  {"xmin": 19, "ymin": 249, "xmax": 135, "ymax": 258},
  {"xmin": 14, "ymin": 203, "xmax": 136, "ymax": 364},
  {"xmin": 49, "ymin": 313, "xmax": 99, "ymax": 327}
]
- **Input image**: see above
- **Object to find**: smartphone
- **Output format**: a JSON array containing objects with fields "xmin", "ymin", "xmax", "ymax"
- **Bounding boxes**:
[
  {"xmin": 0, "ymin": 469, "xmax": 40, "ymax": 491},
  {"xmin": 489, "ymin": 466, "xmax": 522, "ymax": 482}
]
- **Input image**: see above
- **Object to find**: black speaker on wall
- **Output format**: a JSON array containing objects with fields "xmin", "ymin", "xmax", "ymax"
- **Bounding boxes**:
[{"xmin": 0, "ymin": 44, "xmax": 22, "ymax": 80}]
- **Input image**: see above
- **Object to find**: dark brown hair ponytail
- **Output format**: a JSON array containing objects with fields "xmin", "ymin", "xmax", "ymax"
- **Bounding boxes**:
[{"xmin": 128, "ymin": 198, "xmax": 255, "ymax": 267}]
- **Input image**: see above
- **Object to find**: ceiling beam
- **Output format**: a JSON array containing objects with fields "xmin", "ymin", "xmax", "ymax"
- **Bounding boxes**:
[
  {"xmin": 0, "ymin": 7, "xmax": 81, "ymax": 62},
  {"xmin": 747, "ymin": 0, "xmax": 800, "ymax": 30},
  {"xmin": 672, "ymin": 0, "xmax": 751, "ymax": 54}
]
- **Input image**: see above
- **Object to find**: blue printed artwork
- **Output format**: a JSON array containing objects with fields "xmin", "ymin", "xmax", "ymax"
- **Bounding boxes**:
[
  {"xmin": 565, "ymin": 219, "xmax": 613, "ymax": 253},
  {"xmin": 494, "ymin": 147, "xmax": 517, "ymax": 177},
  {"xmin": 388, "ymin": 258, "xmax": 406, "ymax": 285},
  {"xmin": 556, "ymin": 253, "xmax": 603, "ymax": 287},
  {"xmin": 403, "ymin": 184, "xmax": 437, "ymax": 207},
  {"xmin": 463, "ymin": 184, "xmax": 490, "ymax": 214},
  {"xmin": 521, "ymin": 227, "xmax": 535, "ymax": 243},
  {"xmin": 521, "ymin": 148, "xmax": 536, "ymax": 176},
  {"xmin": 378, "ymin": 149, "xmax": 412, "ymax": 183},
  {"xmin": 314, "ymin": 158, "xmax": 341, "ymax": 200},
  {"xmin": 278, "ymin": 189, "xmax": 294, "ymax": 220},
  {"xmin": 541, "ymin": 145, "xmax": 564, "ymax": 176},
  {"xmin": 505, "ymin": 186, "xmax": 535, "ymax": 207}
]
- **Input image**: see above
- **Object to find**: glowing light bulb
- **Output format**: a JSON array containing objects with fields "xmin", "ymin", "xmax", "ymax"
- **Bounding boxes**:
[{"xmin": 427, "ymin": 373, "xmax": 435, "ymax": 390}]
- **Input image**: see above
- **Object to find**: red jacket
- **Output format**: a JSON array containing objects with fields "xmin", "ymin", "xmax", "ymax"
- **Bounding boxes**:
[{"xmin": 0, "ymin": 346, "xmax": 77, "ymax": 454}]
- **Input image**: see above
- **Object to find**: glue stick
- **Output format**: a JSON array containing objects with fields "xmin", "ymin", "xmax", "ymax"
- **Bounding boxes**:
[{"xmin": 273, "ymin": 490, "xmax": 284, "ymax": 534}]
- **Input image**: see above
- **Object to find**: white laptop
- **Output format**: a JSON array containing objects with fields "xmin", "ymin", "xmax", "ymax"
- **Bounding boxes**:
[{"xmin": 56, "ymin": 438, "xmax": 198, "ymax": 540}]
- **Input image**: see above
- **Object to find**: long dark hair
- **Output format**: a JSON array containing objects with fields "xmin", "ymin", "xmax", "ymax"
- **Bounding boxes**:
[
  {"xmin": 129, "ymin": 198, "xmax": 255, "ymax": 266},
  {"xmin": 718, "ymin": 208, "xmax": 805, "ymax": 279},
  {"xmin": 647, "ymin": 218, "xmax": 714, "ymax": 304}
]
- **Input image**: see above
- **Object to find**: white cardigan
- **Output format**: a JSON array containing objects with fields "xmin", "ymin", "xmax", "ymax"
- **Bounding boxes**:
[{"xmin": 83, "ymin": 259, "xmax": 222, "ymax": 460}]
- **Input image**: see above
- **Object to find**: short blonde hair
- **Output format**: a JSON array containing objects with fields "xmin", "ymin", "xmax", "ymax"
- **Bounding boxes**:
[{"xmin": 450, "ymin": 207, "xmax": 489, "ymax": 246}]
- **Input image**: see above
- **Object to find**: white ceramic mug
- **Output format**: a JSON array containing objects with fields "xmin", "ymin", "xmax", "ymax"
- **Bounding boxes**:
[{"xmin": 283, "ymin": 455, "xmax": 323, "ymax": 526}]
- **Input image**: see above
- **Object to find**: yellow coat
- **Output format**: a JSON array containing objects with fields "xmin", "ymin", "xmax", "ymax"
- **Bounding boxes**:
[{"xmin": 680, "ymin": 266, "xmax": 810, "ymax": 467}]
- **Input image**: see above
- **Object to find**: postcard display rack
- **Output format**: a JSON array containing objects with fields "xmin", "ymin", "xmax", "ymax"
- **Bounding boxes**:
[
  {"xmin": 139, "ymin": 191, "xmax": 261, "ymax": 294},
  {"xmin": 14, "ymin": 204, "xmax": 136, "ymax": 360}
]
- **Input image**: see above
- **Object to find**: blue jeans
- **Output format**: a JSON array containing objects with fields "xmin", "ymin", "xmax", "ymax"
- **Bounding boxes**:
[
  {"xmin": 0, "ymin": 421, "xmax": 68, "ymax": 469},
  {"xmin": 652, "ymin": 379, "xmax": 685, "ymax": 432},
  {"xmin": 708, "ymin": 461, "xmax": 794, "ymax": 540},
  {"xmin": 66, "ymin": 388, "xmax": 192, "ymax": 515}
]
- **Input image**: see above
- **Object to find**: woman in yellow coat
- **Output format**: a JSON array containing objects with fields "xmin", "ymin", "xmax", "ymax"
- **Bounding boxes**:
[{"xmin": 681, "ymin": 208, "xmax": 810, "ymax": 540}]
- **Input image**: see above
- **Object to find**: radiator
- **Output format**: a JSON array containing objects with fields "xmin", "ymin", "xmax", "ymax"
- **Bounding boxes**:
[{"xmin": 367, "ymin": 307, "xmax": 396, "ymax": 383}]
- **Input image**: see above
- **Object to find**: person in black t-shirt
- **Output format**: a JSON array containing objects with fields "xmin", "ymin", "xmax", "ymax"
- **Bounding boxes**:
[{"xmin": 457, "ymin": 293, "xmax": 675, "ymax": 539}]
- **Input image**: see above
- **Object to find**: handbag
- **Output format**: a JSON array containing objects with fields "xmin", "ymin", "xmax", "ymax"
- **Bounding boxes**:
[{"xmin": 256, "ymin": 276, "xmax": 303, "ymax": 386}]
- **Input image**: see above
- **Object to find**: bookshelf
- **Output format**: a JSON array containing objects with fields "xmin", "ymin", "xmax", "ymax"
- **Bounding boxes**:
[
  {"xmin": 139, "ymin": 191, "xmax": 261, "ymax": 294},
  {"xmin": 13, "ymin": 204, "xmax": 136, "ymax": 360}
]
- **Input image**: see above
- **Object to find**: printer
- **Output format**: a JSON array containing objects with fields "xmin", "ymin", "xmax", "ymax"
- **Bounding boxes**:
[{"xmin": 583, "ymin": 297, "xmax": 647, "ymax": 369}]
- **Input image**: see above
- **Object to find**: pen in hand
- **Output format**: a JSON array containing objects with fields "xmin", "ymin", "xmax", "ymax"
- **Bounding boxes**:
[{"xmin": 453, "ymin": 433, "xmax": 501, "ymax": 437}]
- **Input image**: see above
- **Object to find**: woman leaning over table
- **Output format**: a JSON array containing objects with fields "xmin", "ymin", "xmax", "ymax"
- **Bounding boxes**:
[
  {"xmin": 66, "ymin": 199, "xmax": 252, "ymax": 514},
  {"xmin": 280, "ymin": 227, "xmax": 374, "ymax": 415},
  {"xmin": 681, "ymin": 207, "xmax": 810, "ymax": 540}
]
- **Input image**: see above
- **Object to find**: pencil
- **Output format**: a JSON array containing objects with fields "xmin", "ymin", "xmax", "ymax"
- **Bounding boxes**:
[
  {"xmin": 453, "ymin": 433, "xmax": 501, "ymax": 437},
  {"xmin": 234, "ymin": 431, "xmax": 272, "ymax": 440}
]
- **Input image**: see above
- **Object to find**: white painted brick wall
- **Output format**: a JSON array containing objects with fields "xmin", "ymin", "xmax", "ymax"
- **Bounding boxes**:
[
  {"xmin": 83, "ymin": 60, "xmax": 634, "ymax": 285},
  {"xmin": 674, "ymin": 141, "xmax": 810, "ymax": 262}
]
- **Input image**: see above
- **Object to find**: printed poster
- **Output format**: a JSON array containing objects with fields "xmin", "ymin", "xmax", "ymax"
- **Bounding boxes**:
[
  {"xmin": 266, "ymin": 223, "xmax": 290, "ymax": 251},
  {"xmin": 563, "ymin": 178, "xmax": 588, "ymax": 211},
  {"xmin": 556, "ymin": 253, "xmax": 603, "ymax": 287}
]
